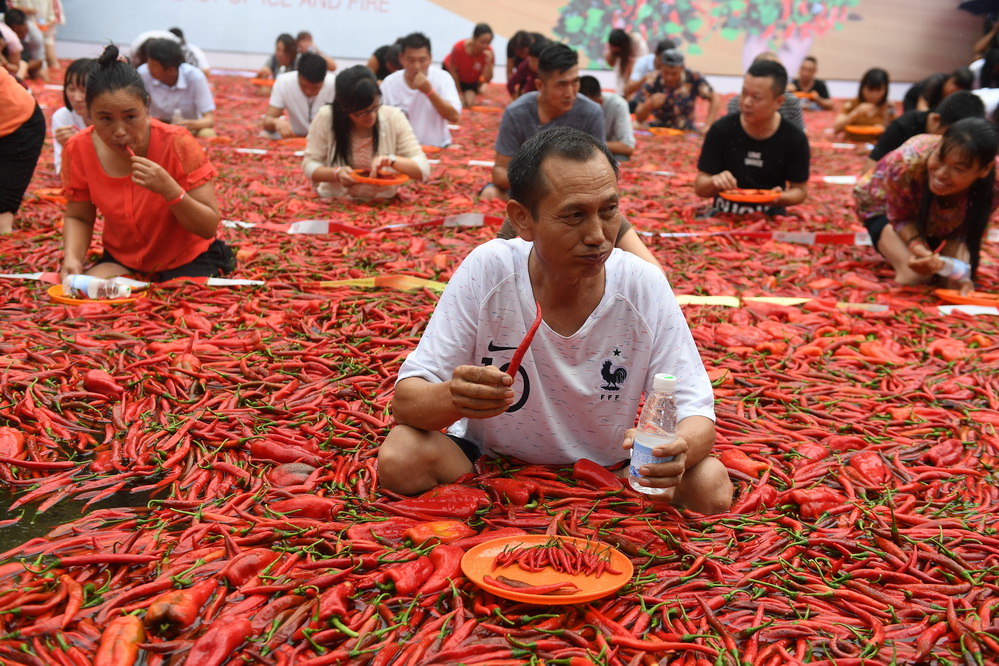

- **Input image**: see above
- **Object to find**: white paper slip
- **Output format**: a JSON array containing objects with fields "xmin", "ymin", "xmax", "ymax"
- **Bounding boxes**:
[
  {"xmin": 831, "ymin": 143, "xmax": 855, "ymax": 150},
  {"xmin": 288, "ymin": 220, "xmax": 330, "ymax": 235},
  {"xmin": 939, "ymin": 305, "xmax": 999, "ymax": 316},
  {"xmin": 236, "ymin": 148, "xmax": 269, "ymax": 155},
  {"xmin": 0, "ymin": 273, "xmax": 43, "ymax": 280},
  {"xmin": 468, "ymin": 160, "xmax": 495, "ymax": 167},
  {"xmin": 206, "ymin": 278, "xmax": 267, "ymax": 286},
  {"xmin": 822, "ymin": 175, "xmax": 857, "ymax": 185},
  {"xmin": 223, "ymin": 220, "xmax": 257, "ymax": 229}
]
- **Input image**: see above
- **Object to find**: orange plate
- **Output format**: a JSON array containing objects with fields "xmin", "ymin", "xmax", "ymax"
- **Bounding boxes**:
[
  {"xmin": 844, "ymin": 125, "xmax": 885, "ymax": 136},
  {"xmin": 793, "ymin": 91, "xmax": 817, "ymax": 99},
  {"xmin": 648, "ymin": 127, "xmax": 685, "ymax": 137},
  {"xmin": 719, "ymin": 189, "xmax": 781, "ymax": 204},
  {"xmin": 421, "ymin": 145, "xmax": 442, "ymax": 155},
  {"xmin": 352, "ymin": 172, "xmax": 410, "ymax": 186},
  {"xmin": 47, "ymin": 284, "xmax": 140, "ymax": 306},
  {"xmin": 461, "ymin": 535, "xmax": 633, "ymax": 605},
  {"xmin": 934, "ymin": 289, "xmax": 999, "ymax": 308},
  {"xmin": 250, "ymin": 77, "xmax": 275, "ymax": 87},
  {"xmin": 470, "ymin": 105, "xmax": 503, "ymax": 113}
]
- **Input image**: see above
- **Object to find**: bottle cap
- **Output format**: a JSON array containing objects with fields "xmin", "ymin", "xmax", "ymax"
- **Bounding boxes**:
[{"xmin": 653, "ymin": 373, "xmax": 676, "ymax": 391}]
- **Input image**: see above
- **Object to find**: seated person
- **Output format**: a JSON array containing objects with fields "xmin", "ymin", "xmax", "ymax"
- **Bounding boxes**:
[
  {"xmin": 3, "ymin": 10, "xmax": 44, "ymax": 80},
  {"xmin": 506, "ymin": 36, "xmax": 548, "ymax": 100},
  {"xmin": 865, "ymin": 91, "xmax": 985, "ymax": 172},
  {"xmin": 579, "ymin": 74, "xmax": 635, "ymax": 160},
  {"xmin": 130, "ymin": 29, "xmax": 204, "ymax": 72},
  {"xmin": 378, "ymin": 127, "xmax": 732, "ymax": 514},
  {"xmin": 726, "ymin": 53, "xmax": 805, "ymax": 132},
  {"xmin": 483, "ymin": 43, "xmax": 604, "ymax": 202},
  {"xmin": 1, "ymin": 65, "xmax": 45, "ymax": 234},
  {"xmin": 834, "ymin": 67, "xmax": 895, "ymax": 133},
  {"xmin": 605, "ymin": 28, "xmax": 649, "ymax": 96},
  {"xmin": 903, "ymin": 68, "xmax": 974, "ymax": 113},
  {"xmin": 367, "ymin": 40, "xmax": 401, "ymax": 83},
  {"xmin": 787, "ymin": 56, "xmax": 833, "ymax": 111},
  {"xmin": 0, "ymin": 21, "xmax": 24, "ymax": 77},
  {"xmin": 302, "ymin": 65, "xmax": 429, "ymax": 200},
  {"xmin": 168, "ymin": 27, "xmax": 210, "ymax": 72},
  {"xmin": 854, "ymin": 118, "xmax": 998, "ymax": 296},
  {"xmin": 52, "ymin": 58, "xmax": 93, "ymax": 175},
  {"xmin": 444, "ymin": 23, "xmax": 494, "ymax": 108},
  {"xmin": 258, "ymin": 33, "xmax": 298, "ymax": 79},
  {"xmin": 60, "ymin": 45, "xmax": 235, "ymax": 282},
  {"xmin": 633, "ymin": 49, "xmax": 720, "ymax": 132},
  {"xmin": 296, "ymin": 31, "xmax": 336, "ymax": 72},
  {"xmin": 695, "ymin": 59, "xmax": 810, "ymax": 216},
  {"xmin": 380, "ymin": 32, "xmax": 461, "ymax": 148},
  {"xmin": 138, "ymin": 39, "xmax": 216, "ymax": 138},
  {"xmin": 625, "ymin": 38, "xmax": 677, "ymax": 101},
  {"xmin": 505, "ymin": 30, "xmax": 533, "ymax": 80},
  {"xmin": 262, "ymin": 52, "xmax": 336, "ymax": 139}
]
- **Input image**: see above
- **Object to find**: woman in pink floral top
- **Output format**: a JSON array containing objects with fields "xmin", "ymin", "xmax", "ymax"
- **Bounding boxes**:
[{"xmin": 854, "ymin": 118, "xmax": 999, "ymax": 294}]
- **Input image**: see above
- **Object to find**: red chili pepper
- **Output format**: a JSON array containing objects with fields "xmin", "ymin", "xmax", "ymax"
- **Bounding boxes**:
[
  {"xmin": 144, "ymin": 578, "xmax": 218, "ymax": 633},
  {"xmin": 506, "ymin": 301, "xmax": 542, "ymax": 378},
  {"xmin": 787, "ymin": 487, "xmax": 847, "ymax": 519},
  {"xmin": 317, "ymin": 581, "xmax": 354, "ymax": 620},
  {"xmin": 570, "ymin": 458, "xmax": 620, "ymax": 489},
  {"xmin": 403, "ymin": 520, "xmax": 476, "ymax": 546},
  {"xmin": 220, "ymin": 549, "xmax": 282, "ymax": 587},
  {"xmin": 182, "ymin": 616, "xmax": 254, "ymax": 666},
  {"xmin": 482, "ymin": 575, "xmax": 579, "ymax": 595},
  {"xmin": 417, "ymin": 544, "xmax": 465, "ymax": 596},
  {"xmin": 386, "ymin": 556, "xmax": 434, "ymax": 595},
  {"xmin": 481, "ymin": 478, "xmax": 537, "ymax": 505},
  {"xmin": 848, "ymin": 451, "xmax": 890, "ymax": 486},
  {"xmin": 83, "ymin": 369, "xmax": 124, "ymax": 399},
  {"xmin": 94, "ymin": 615, "xmax": 145, "ymax": 666},
  {"xmin": 0, "ymin": 427, "xmax": 25, "ymax": 458},
  {"xmin": 269, "ymin": 496, "xmax": 342, "ymax": 520},
  {"xmin": 719, "ymin": 449, "xmax": 768, "ymax": 478}
]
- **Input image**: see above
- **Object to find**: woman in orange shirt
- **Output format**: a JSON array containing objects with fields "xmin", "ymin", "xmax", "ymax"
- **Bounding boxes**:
[
  {"xmin": 0, "ymin": 66, "xmax": 45, "ymax": 233},
  {"xmin": 60, "ymin": 44, "xmax": 234, "ymax": 281}
]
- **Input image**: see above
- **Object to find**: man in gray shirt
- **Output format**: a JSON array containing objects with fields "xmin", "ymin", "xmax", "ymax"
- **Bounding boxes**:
[
  {"xmin": 482, "ymin": 44, "xmax": 604, "ymax": 201},
  {"xmin": 579, "ymin": 75, "xmax": 635, "ymax": 161}
]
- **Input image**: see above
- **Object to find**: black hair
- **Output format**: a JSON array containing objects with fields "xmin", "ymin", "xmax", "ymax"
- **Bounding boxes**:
[
  {"xmin": 146, "ymin": 39, "xmax": 184, "ymax": 70},
  {"xmin": 331, "ymin": 65, "xmax": 380, "ymax": 166},
  {"xmin": 63, "ymin": 58, "xmax": 94, "ymax": 109},
  {"xmin": 578, "ymin": 75, "xmax": 601, "ymax": 100},
  {"xmin": 473, "ymin": 23, "xmax": 492, "ymax": 39},
  {"xmin": 296, "ymin": 31, "xmax": 312, "ymax": 42},
  {"xmin": 917, "ymin": 117, "xmax": 998, "ymax": 281},
  {"xmin": 537, "ymin": 43, "xmax": 578, "ymax": 79},
  {"xmin": 509, "ymin": 127, "xmax": 618, "ymax": 218},
  {"xmin": 508, "ymin": 30, "xmax": 532, "ymax": 54},
  {"xmin": 276, "ymin": 33, "xmax": 296, "ymax": 55},
  {"xmin": 857, "ymin": 67, "xmax": 890, "ymax": 106},
  {"xmin": 746, "ymin": 59, "xmax": 787, "ymax": 97},
  {"xmin": 168, "ymin": 27, "xmax": 185, "ymax": 43},
  {"xmin": 400, "ymin": 32, "xmax": 431, "ymax": 55},
  {"xmin": 949, "ymin": 67, "xmax": 975, "ymax": 93},
  {"xmin": 4, "ymin": 8, "xmax": 25, "ymax": 26},
  {"xmin": 654, "ymin": 39, "xmax": 677, "ymax": 56},
  {"xmin": 528, "ymin": 37, "xmax": 551, "ymax": 59},
  {"xmin": 918, "ymin": 73, "xmax": 948, "ymax": 110},
  {"xmin": 297, "ymin": 52, "xmax": 326, "ymax": 83},
  {"xmin": 935, "ymin": 91, "xmax": 985, "ymax": 127},
  {"xmin": 803, "ymin": 55, "xmax": 817, "ymax": 65},
  {"xmin": 87, "ymin": 44, "xmax": 149, "ymax": 109},
  {"xmin": 982, "ymin": 49, "xmax": 999, "ymax": 89},
  {"xmin": 607, "ymin": 29, "xmax": 631, "ymax": 75}
]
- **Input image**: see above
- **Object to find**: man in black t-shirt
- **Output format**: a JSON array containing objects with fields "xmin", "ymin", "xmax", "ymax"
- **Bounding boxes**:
[
  {"xmin": 695, "ymin": 60, "xmax": 810, "ymax": 215},
  {"xmin": 788, "ymin": 56, "xmax": 833, "ymax": 111},
  {"xmin": 864, "ymin": 91, "xmax": 985, "ymax": 171}
]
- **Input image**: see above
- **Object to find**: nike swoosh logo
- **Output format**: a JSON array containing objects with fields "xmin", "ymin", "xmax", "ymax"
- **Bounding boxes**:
[{"xmin": 487, "ymin": 341, "xmax": 518, "ymax": 352}]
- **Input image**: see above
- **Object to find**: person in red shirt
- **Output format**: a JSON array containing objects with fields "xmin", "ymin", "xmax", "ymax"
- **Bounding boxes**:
[
  {"xmin": 443, "ymin": 23, "xmax": 494, "ymax": 108},
  {"xmin": 0, "ymin": 65, "xmax": 45, "ymax": 233},
  {"xmin": 60, "ymin": 44, "xmax": 234, "ymax": 281}
]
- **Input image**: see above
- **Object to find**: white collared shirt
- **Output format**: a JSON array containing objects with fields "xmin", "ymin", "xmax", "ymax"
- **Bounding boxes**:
[
  {"xmin": 269, "ymin": 70, "xmax": 336, "ymax": 136},
  {"xmin": 138, "ymin": 62, "xmax": 216, "ymax": 122}
]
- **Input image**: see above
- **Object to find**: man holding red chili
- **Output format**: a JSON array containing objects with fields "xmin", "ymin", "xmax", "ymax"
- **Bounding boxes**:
[{"xmin": 379, "ymin": 127, "xmax": 732, "ymax": 515}]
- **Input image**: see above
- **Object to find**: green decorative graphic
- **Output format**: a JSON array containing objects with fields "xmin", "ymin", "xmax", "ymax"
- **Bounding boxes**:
[{"xmin": 710, "ymin": 0, "xmax": 860, "ymax": 42}]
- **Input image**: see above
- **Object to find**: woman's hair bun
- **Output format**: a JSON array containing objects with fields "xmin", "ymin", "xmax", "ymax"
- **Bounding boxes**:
[{"xmin": 97, "ymin": 44, "xmax": 120, "ymax": 67}]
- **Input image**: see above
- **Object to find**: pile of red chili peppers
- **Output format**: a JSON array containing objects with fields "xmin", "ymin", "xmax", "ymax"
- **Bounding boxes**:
[{"xmin": 0, "ymin": 74, "xmax": 996, "ymax": 665}]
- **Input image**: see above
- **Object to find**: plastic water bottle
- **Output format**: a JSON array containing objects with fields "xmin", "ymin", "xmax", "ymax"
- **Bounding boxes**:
[
  {"xmin": 62, "ymin": 275, "xmax": 131, "ymax": 300},
  {"xmin": 935, "ymin": 256, "xmax": 970, "ymax": 281},
  {"xmin": 629, "ymin": 373, "xmax": 677, "ymax": 495}
]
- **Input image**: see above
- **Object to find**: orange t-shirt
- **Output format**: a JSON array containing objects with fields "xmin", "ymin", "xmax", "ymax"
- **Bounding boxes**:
[
  {"xmin": 0, "ymin": 68, "xmax": 37, "ymax": 137},
  {"xmin": 62, "ymin": 120, "xmax": 217, "ymax": 273}
]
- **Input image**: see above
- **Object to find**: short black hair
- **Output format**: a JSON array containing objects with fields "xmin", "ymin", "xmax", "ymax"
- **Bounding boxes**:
[
  {"xmin": 400, "ymin": 32, "xmax": 431, "ymax": 55},
  {"xmin": 146, "ymin": 38, "xmax": 184, "ymax": 69},
  {"xmin": 746, "ymin": 59, "xmax": 787, "ymax": 97},
  {"xmin": 168, "ymin": 27, "xmax": 185, "ymax": 42},
  {"xmin": 803, "ymin": 55, "xmax": 817, "ymax": 65},
  {"xmin": 949, "ymin": 67, "xmax": 975, "ymax": 92},
  {"xmin": 935, "ymin": 90, "xmax": 985, "ymax": 127},
  {"xmin": 509, "ymin": 127, "xmax": 618, "ymax": 218},
  {"xmin": 63, "ymin": 57, "xmax": 94, "ymax": 109},
  {"xmin": 297, "ymin": 52, "xmax": 326, "ymax": 83},
  {"xmin": 87, "ymin": 43, "xmax": 149, "ymax": 109},
  {"xmin": 4, "ymin": 8, "xmax": 26, "ymax": 26},
  {"xmin": 654, "ymin": 39, "xmax": 677, "ymax": 55},
  {"xmin": 537, "ymin": 43, "xmax": 577, "ymax": 79},
  {"xmin": 528, "ymin": 37, "xmax": 551, "ymax": 58},
  {"xmin": 473, "ymin": 23, "xmax": 492, "ymax": 39},
  {"xmin": 578, "ymin": 75, "xmax": 601, "ymax": 100}
]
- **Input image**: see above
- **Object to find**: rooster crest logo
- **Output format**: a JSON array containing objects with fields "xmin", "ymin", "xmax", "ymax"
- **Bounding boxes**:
[{"xmin": 600, "ymin": 359, "xmax": 627, "ymax": 391}]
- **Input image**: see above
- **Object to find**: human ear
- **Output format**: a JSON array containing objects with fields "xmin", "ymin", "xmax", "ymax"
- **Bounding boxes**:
[{"xmin": 507, "ymin": 200, "xmax": 534, "ymax": 241}]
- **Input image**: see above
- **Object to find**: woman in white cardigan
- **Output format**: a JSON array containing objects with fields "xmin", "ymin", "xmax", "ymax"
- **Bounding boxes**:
[{"xmin": 303, "ymin": 65, "xmax": 429, "ymax": 199}]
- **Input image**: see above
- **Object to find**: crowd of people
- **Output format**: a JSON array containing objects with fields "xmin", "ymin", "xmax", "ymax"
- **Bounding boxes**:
[{"xmin": 1, "ymin": 14, "xmax": 996, "ymax": 510}]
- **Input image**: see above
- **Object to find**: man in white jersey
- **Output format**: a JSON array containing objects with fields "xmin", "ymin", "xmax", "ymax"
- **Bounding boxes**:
[{"xmin": 379, "ymin": 127, "xmax": 732, "ymax": 514}]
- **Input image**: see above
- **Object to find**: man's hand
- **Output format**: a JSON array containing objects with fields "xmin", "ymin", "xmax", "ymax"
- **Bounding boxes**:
[
  {"xmin": 448, "ymin": 365, "xmax": 514, "ymax": 419},
  {"xmin": 274, "ymin": 117, "xmax": 295, "ymax": 138},
  {"xmin": 709, "ymin": 171, "xmax": 738, "ymax": 193},
  {"xmin": 130, "ymin": 156, "xmax": 179, "ymax": 198},
  {"xmin": 647, "ymin": 92, "xmax": 666, "ymax": 110},
  {"xmin": 412, "ymin": 71, "xmax": 433, "ymax": 95},
  {"xmin": 60, "ymin": 258, "xmax": 85, "ymax": 282},
  {"xmin": 621, "ymin": 427, "xmax": 688, "ymax": 498}
]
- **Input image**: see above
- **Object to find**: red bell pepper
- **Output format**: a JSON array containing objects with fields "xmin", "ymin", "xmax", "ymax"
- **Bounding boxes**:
[
  {"xmin": 386, "ymin": 556, "xmax": 434, "ymax": 595},
  {"xmin": 924, "ymin": 439, "xmax": 964, "ymax": 467},
  {"xmin": 403, "ymin": 520, "xmax": 476, "ymax": 546},
  {"xmin": 718, "ymin": 449, "xmax": 768, "ymax": 478},
  {"xmin": 145, "ymin": 579, "xmax": 218, "ymax": 633},
  {"xmin": 182, "ymin": 617, "xmax": 254, "ymax": 666},
  {"xmin": 788, "ymin": 487, "xmax": 847, "ymax": 519},
  {"xmin": 318, "ymin": 581, "xmax": 354, "ymax": 620},
  {"xmin": 221, "ymin": 549, "xmax": 282, "ymax": 587},
  {"xmin": 94, "ymin": 615, "xmax": 145, "ymax": 666},
  {"xmin": 417, "ymin": 545, "xmax": 465, "ymax": 596},
  {"xmin": 481, "ymin": 478, "xmax": 537, "ymax": 505},
  {"xmin": 791, "ymin": 441, "xmax": 829, "ymax": 466},
  {"xmin": 570, "ymin": 459, "xmax": 621, "ymax": 489},
  {"xmin": 0, "ymin": 427, "xmax": 24, "ymax": 458}
]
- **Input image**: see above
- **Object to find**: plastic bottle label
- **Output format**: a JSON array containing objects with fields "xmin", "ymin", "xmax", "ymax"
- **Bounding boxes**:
[{"xmin": 629, "ymin": 432, "xmax": 675, "ymax": 495}]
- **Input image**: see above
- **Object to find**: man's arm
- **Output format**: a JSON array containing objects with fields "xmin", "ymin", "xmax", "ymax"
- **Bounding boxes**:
[
  {"xmin": 491, "ymin": 153, "xmax": 512, "ymax": 191},
  {"xmin": 392, "ymin": 367, "xmax": 514, "ymax": 432},
  {"xmin": 414, "ymin": 73, "xmax": 460, "ymax": 123},
  {"xmin": 262, "ymin": 105, "xmax": 294, "ymax": 137},
  {"xmin": 776, "ymin": 181, "xmax": 808, "ymax": 206},
  {"xmin": 179, "ymin": 110, "xmax": 214, "ymax": 131},
  {"xmin": 703, "ymin": 91, "xmax": 722, "ymax": 127}
]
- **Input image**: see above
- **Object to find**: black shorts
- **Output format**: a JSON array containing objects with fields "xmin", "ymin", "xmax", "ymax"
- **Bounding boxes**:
[
  {"xmin": 865, "ymin": 215, "xmax": 944, "ymax": 257},
  {"xmin": 459, "ymin": 81, "xmax": 481, "ymax": 93},
  {"xmin": 446, "ymin": 434, "xmax": 481, "ymax": 465},
  {"xmin": 96, "ymin": 238, "xmax": 236, "ymax": 282},
  {"xmin": 0, "ymin": 104, "xmax": 45, "ymax": 214}
]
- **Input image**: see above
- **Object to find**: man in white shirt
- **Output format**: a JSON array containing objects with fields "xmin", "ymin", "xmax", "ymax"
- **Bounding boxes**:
[
  {"xmin": 378, "ymin": 127, "xmax": 731, "ymax": 515},
  {"xmin": 138, "ymin": 38, "xmax": 217, "ymax": 138},
  {"xmin": 262, "ymin": 52, "xmax": 335, "ymax": 138},
  {"xmin": 380, "ymin": 32, "xmax": 460, "ymax": 147}
]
